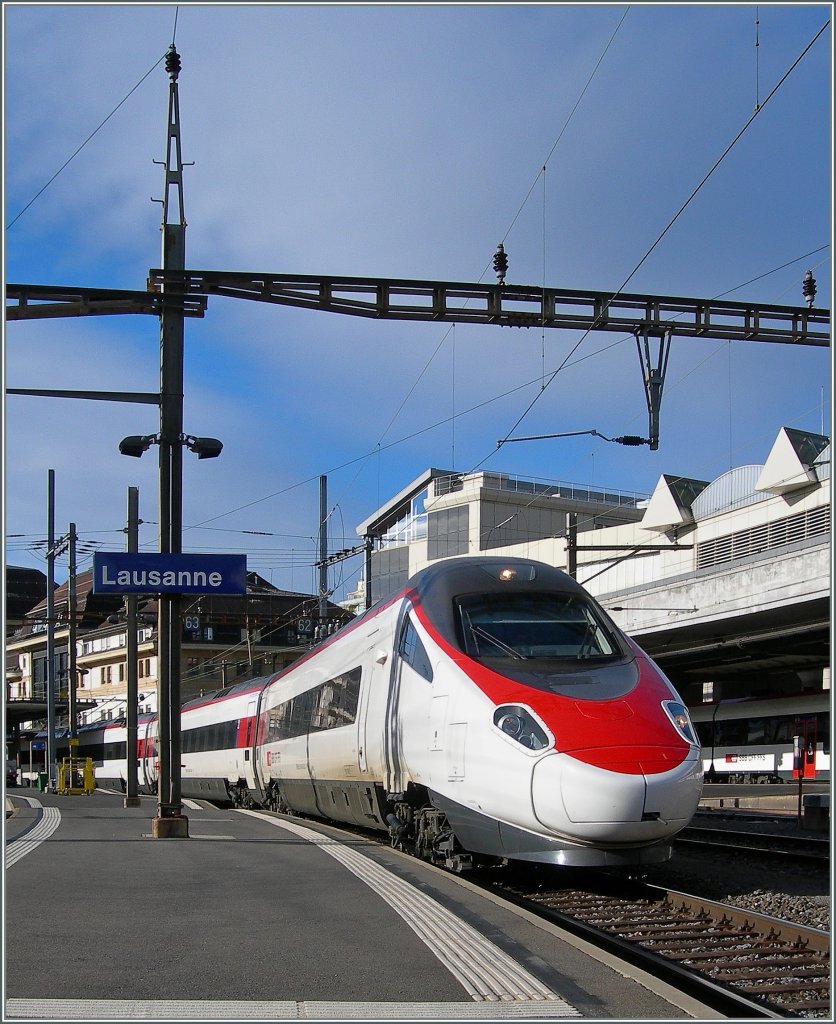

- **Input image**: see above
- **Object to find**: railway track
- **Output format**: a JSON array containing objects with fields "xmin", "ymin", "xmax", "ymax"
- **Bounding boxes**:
[
  {"xmin": 677, "ymin": 825, "xmax": 829, "ymax": 862},
  {"xmin": 486, "ymin": 868, "xmax": 830, "ymax": 1019},
  {"xmin": 209, "ymin": 801, "xmax": 830, "ymax": 1015}
]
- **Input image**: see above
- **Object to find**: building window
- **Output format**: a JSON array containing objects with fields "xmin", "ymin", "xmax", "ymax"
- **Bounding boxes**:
[
  {"xmin": 479, "ymin": 502, "xmax": 565, "ymax": 551},
  {"xmin": 370, "ymin": 546, "xmax": 409, "ymax": 604},
  {"xmin": 427, "ymin": 506, "xmax": 469, "ymax": 559}
]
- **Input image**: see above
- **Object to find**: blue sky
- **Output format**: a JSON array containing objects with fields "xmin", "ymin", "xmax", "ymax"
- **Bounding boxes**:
[{"xmin": 4, "ymin": 3, "xmax": 832, "ymax": 603}]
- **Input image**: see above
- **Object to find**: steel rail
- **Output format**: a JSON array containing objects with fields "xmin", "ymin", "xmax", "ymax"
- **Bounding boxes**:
[
  {"xmin": 491, "ymin": 877, "xmax": 829, "ymax": 1019},
  {"xmin": 677, "ymin": 826, "xmax": 829, "ymax": 862}
]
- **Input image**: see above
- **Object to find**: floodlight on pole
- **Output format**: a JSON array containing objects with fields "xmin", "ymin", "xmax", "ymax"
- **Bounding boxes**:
[
  {"xmin": 119, "ymin": 434, "xmax": 160, "ymax": 458},
  {"xmin": 182, "ymin": 435, "xmax": 223, "ymax": 460},
  {"xmin": 118, "ymin": 433, "xmax": 222, "ymax": 460}
]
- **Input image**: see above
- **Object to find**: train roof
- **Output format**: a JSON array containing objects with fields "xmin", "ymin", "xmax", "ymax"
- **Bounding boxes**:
[
  {"xmin": 181, "ymin": 677, "xmax": 269, "ymax": 713},
  {"xmin": 407, "ymin": 556, "xmax": 582, "ymax": 601},
  {"xmin": 404, "ymin": 556, "xmax": 591, "ymax": 651}
]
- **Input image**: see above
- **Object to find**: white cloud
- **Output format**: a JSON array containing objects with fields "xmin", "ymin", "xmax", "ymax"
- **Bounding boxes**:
[{"xmin": 4, "ymin": 4, "xmax": 831, "ymax": 600}]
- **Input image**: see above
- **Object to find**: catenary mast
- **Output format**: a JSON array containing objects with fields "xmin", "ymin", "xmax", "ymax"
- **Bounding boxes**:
[{"xmin": 153, "ymin": 43, "xmax": 188, "ymax": 837}]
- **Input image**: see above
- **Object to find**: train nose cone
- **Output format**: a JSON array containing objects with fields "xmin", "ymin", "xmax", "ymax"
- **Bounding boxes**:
[
  {"xmin": 556, "ymin": 754, "xmax": 646, "ymax": 824},
  {"xmin": 531, "ymin": 751, "xmax": 702, "ymax": 841}
]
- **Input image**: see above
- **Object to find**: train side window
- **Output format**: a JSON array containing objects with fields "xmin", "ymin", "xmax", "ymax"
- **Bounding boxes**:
[
  {"xmin": 267, "ymin": 700, "xmax": 294, "ymax": 742},
  {"xmin": 719, "ymin": 720, "xmax": 746, "ymax": 746},
  {"xmin": 309, "ymin": 667, "xmax": 362, "ymax": 731},
  {"xmin": 771, "ymin": 716, "xmax": 792, "ymax": 744},
  {"xmin": 694, "ymin": 721, "xmax": 713, "ymax": 746},
  {"xmin": 819, "ymin": 713, "xmax": 830, "ymax": 754},
  {"xmin": 290, "ymin": 689, "xmax": 317, "ymax": 736},
  {"xmin": 399, "ymin": 619, "xmax": 433, "ymax": 682},
  {"xmin": 746, "ymin": 718, "xmax": 767, "ymax": 744},
  {"xmin": 222, "ymin": 721, "xmax": 236, "ymax": 749}
]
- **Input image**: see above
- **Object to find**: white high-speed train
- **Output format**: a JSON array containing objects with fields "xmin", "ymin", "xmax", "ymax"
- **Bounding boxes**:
[{"xmin": 80, "ymin": 557, "xmax": 704, "ymax": 869}]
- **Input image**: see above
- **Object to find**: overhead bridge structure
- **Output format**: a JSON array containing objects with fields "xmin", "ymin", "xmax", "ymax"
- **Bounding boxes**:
[{"xmin": 7, "ymin": 272, "xmax": 830, "ymax": 346}]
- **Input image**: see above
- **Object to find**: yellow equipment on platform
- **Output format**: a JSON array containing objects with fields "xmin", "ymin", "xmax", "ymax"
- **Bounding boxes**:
[{"xmin": 57, "ymin": 756, "xmax": 95, "ymax": 796}]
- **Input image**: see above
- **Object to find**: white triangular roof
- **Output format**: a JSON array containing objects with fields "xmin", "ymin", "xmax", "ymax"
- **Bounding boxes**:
[
  {"xmin": 755, "ymin": 427, "xmax": 828, "ymax": 494},
  {"xmin": 640, "ymin": 474, "xmax": 709, "ymax": 533}
]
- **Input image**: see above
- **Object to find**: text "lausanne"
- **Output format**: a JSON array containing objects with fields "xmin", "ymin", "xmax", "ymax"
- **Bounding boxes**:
[{"xmin": 100, "ymin": 566, "xmax": 225, "ymax": 589}]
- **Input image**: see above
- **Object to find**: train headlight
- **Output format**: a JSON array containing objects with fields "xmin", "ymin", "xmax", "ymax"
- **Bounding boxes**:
[
  {"xmin": 493, "ymin": 704, "xmax": 551, "ymax": 751},
  {"xmin": 662, "ymin": 700, "xmax": 697, "ymax": 745},
  {"xmin": 481, "ymin": 564, "xmax": 537, "ymax": 582}
]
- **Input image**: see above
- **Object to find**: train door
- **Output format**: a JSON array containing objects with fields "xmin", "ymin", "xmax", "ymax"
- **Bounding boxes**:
[
  {"xmin": 140, "ymin": 718, "xmax": 159, "ymax": 793},
  {"xmin": 359, "ymin": 643, "xmax": 392, "ymax": 774},
  {"xmin": 357, "ymin": 657, "xmax": 371, "ymax": 773},
  {"xmin": 383, "ymin": 606, "xmax": 409, "ymax": 795},
  {"xmin": 242, "ymin": 699, "xmax": 259, "ymax": 793},
  {"xmin": 793, "ymin": 717, "xmax": 818, "ymax": 779},
  {"xmin": 252, "ymin": 697, "xmax": 270, "ymax": 801}
]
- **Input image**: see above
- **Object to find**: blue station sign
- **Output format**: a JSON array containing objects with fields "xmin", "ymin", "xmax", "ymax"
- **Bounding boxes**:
[{"xmin": 93, "ymin": 552, "xmax": 247, "ymax": 595}]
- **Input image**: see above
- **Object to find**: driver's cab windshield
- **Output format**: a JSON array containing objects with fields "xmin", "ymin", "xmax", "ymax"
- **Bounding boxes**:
[{"xmin": 456, "ymin": 592, "xmax": 622, "ymax": 661}]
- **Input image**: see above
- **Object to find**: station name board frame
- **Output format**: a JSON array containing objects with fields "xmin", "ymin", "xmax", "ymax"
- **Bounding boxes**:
[{"xmin": 93, "ymin": 552, "xmax": 247, "ymax": 595}]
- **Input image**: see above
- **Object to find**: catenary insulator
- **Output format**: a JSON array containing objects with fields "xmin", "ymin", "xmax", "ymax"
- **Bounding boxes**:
[
  {"xmin": 613, "ymin": 435, "xmax": 648, "ymax": 446},
  {"xmin": 802, "ymin": 270, "xmax": 817, "ymax": 309},
  {"xmin": 493, "ymin": 243, "xmax": 508, "ymax": 285},
  {"xmin": 165, "ymin": 45, "xmax": 181, "ymax": 81}
]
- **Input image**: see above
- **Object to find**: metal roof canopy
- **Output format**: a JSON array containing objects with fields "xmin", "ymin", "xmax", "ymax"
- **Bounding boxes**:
[{"xmin": 5, "ymin": 700, "xmax": 97, "ymax": 729}]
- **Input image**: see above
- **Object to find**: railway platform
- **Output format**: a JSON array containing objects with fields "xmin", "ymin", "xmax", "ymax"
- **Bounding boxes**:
[
  {"xmin": 4, "ymin": 787, "xmax": 720, "ymax": 1021},
  {"xmin": 698, "ymin": 781, "xmax": 830, "ymax": 829}
]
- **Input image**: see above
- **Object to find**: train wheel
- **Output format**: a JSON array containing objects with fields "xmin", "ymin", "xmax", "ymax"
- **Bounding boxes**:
[
  {"xmin": 266, "ymin": 782, "xmax": 291, "ymax": 814},
  {"xmin": 228, "ymin": 782, "xmax": 254, "ymax": 809},
  {"xmin": 443, "ymin": 853, "xmax": 473, "ymax": 874}
]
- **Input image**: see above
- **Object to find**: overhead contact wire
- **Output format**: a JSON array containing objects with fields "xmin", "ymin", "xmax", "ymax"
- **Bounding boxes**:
[
  {"xmin": 489, "ymin": 17, "xmax": 830, "ymax": 456},
  {"xmin": 6, "ymin": 53, "xmax": 168, "ymax": 230}
]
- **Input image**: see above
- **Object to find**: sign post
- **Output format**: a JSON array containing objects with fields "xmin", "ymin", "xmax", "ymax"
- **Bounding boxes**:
[
  {"xmin": 29, "ymin": 740, "xmax": 45, "ymax": 786},
  {"xmin": 125, "ymin": 488, "xmax": 141, "ymax": 808},
  {"xmin": 793, "ymin": 734, "xmax": 804, "ymax": 826},
  {"xmin": 91, "ymin": 550, "xmax": 246, "ymax": 830}
]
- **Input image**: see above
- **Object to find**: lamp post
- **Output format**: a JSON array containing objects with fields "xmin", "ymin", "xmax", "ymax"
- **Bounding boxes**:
[
  {"xmin": 125, "ymin": 486, "xmax": 141, "ymax": 807},
  {"xmin": 118, "ymin": 431, "xmax": 222, "ymax": 833},
  {"xmin": 46, "ymin": 470, "xmax": 57, "ymax": 790}
]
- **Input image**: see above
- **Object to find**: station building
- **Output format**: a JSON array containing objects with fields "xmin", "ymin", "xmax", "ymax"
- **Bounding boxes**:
[
  {"xmin": 356, "ymin": 426, "xmax": 830, "ymax": 709},
  {"xmin": 4, "ymin": 426, "xmax": 830, "ymax": 778},
  {"xmin": 4, "ymin": 567, "xmax": 48, "ymax": 638},
  {"xmin": 4, "ymin": 570, "xmax": 347, "ymax": 774}
]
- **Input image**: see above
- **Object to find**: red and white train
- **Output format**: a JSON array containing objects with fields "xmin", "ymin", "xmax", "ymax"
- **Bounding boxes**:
[{"xmin": 80, "ymin": 557, "xmax": 704, "ymax": 869}]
